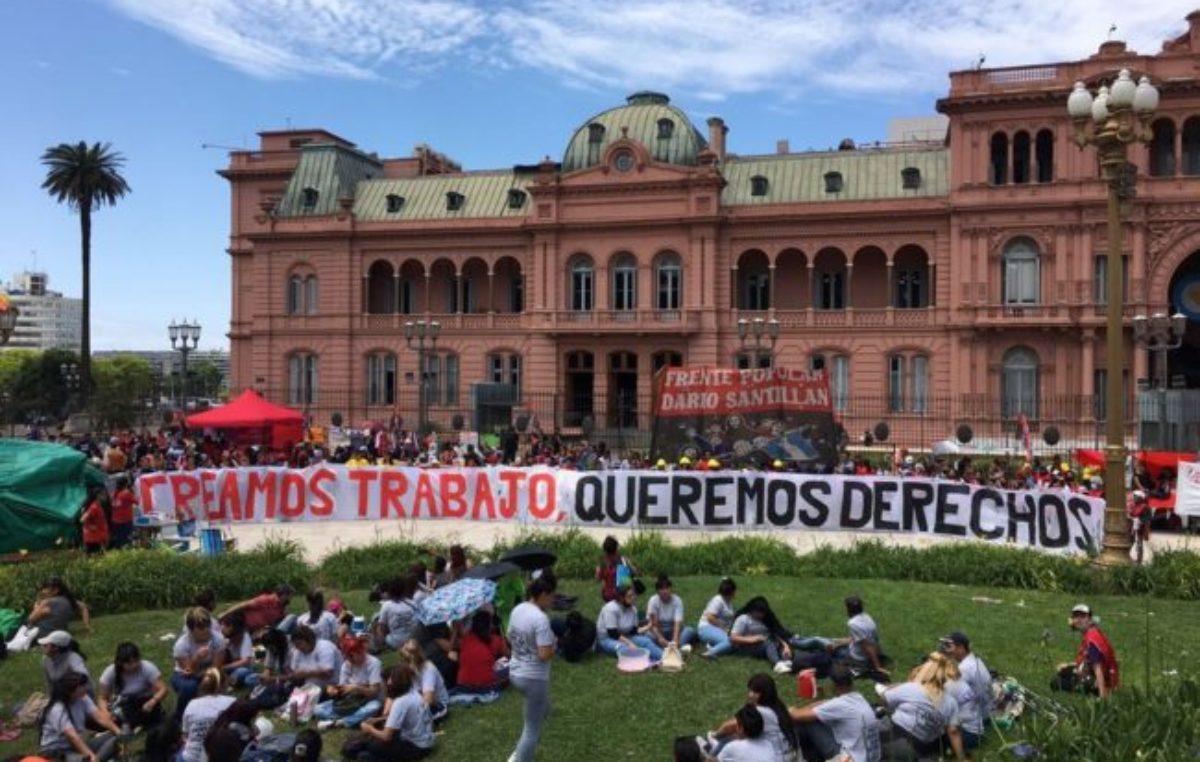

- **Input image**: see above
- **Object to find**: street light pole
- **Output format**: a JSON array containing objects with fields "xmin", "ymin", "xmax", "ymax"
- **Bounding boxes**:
[
  {"xmin": 1067, "ymin": 70, "xmax": 1160, "ymax": 565},
  {"xmin": 60, "ymin": 362, "xmax": 80, "ymax": 423},
  {"xmin": 736, "ymin": 317, "xmax": 781, "ymax": 367},
  {"xmin": 404, "ymin": 319, "xmax": 440, "ymax": 440},
  {"xmin": 169, "ymin": 319, "xmax": 202, "ymax": 411}
]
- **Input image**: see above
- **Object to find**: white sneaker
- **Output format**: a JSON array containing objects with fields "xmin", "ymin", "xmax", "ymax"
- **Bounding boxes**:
[
  {"xmin": 317, "ymin": 720, "xmax": 337, "ymax": 732},
  {"xmin": 774, "ymin": 660, "xmax": 793, "ymax": 674},
  {"xmin": 681, "ymin": 644, "xmax": 693, "ymax": 655},
  {"xmin": 506, "ymin": 754, "xmax": 518, "ymax": 762}
]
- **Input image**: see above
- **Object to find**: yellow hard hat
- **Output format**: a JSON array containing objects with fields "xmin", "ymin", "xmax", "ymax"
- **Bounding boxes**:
[
  {"xmin": 773, "ymin": 459, "xmax": 784, "ymax": 469},
  {"xmin": 707, "ymin": 458, "xmax": 721, "ymax": 468},
  {"xmin": 679, "ymin": 456, "xmax": 692, "ymax": 465},
  {"xmin": 655, "ymin": 458, "xmax": 667, "ymax": 468}
]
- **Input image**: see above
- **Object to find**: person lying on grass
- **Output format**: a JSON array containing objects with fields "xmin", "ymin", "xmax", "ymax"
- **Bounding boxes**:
[
  {"xmin": 723, "ymin": 597, "xmax": 793, "ymax": 666},
  {"xmin": 39, "ymin": 672, "xmax": 122, "ymax": 762},
  {"xmin": 699, "ymin": 673, "xmax": 799, "ymax": 760}
]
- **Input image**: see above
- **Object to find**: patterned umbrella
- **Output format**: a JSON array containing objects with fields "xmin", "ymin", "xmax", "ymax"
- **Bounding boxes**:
[{"xmin": 417, "ymin": 578, "xmax": 496, "ymax": 625}]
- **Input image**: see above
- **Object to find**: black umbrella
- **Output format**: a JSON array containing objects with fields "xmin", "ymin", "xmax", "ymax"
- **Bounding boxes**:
[
  {"xmin": 463, "ymin": 561, "xmax": 522, "ymax": 580},
  {"xmin": 499, "ymin": 546, "xmax": 558, "ymax": 571}
]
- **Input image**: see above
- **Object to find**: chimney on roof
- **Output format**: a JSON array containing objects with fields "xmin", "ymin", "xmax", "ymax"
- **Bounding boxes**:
[
  {"xmin": 707, "ymin": 117, "xmax": 728, "ymax": 161},
  {"xmin": 776, "ymin": 139, "xmax": 790, "ymax": 155}
]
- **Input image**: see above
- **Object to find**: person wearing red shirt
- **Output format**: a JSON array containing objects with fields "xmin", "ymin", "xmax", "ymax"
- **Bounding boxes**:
[
  {"xmin": 108, "ymin": 477, "xmax": 137, "ymax": 550},
  {"xmin": 81, "ymin": 490, "xmax": 109, "ymax": 555},
  {"xmin": 217, "ymin": 585, "xmax": 294, "ymax": 635},
  {"xmin": 455, "ymin": 610, "xmax": 509, "ymax": 692},
  {"xmin": 1051, "ymin": 603, "xmax": 1119, "ymax": 697}
]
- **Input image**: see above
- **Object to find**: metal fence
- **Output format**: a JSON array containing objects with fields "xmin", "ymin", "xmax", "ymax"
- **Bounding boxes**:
[{"xmin": 251, "ymin": 386, "xmax": 1159, "ymax": 457}]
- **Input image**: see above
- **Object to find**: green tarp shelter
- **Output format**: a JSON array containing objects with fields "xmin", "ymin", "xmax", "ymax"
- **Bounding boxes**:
[{"xmin": 0, "ymin": 439, "xmax": 106, "ymax": 554}]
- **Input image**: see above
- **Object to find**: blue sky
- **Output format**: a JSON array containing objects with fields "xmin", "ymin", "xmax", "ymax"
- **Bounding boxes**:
[{"xmin": 1, "ymin": 1, "xmax": 1194, "ymax": 350}]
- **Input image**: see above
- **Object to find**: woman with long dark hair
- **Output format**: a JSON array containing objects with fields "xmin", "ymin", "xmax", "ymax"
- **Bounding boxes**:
[
  {"xmin": 7, "ymin": 577, "xmax": 92, "ymax": 652},
  {"xmin": 98, "ymin": 641, "xmax": 168, "ymax": 730},
  {"xmin": 296, "ymin": 589, "xmax": 339, "ymax": 642},
  {"xmin": 701, "ymin": 672, "xmax": 799, "ymax": 760},
  {"xmin": 38, "ymin": 672, "xmax": 120, "ymax": 761}
]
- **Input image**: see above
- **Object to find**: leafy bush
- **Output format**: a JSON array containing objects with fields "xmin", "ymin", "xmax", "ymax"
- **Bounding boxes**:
[
  {"xmin": 1020, "ymin": 678, "xmax": 1200, "ymax": 761},
  {"xmin": 0, "ymin": 541, "xmax": 310, "ymax": 615},
  {"xmin": 625, "ymin": 532, "xmax": 804, "ymax": 578},
  {"xmin": 316, "ymin": 540, "xmax": 433, "ymax": 590}
]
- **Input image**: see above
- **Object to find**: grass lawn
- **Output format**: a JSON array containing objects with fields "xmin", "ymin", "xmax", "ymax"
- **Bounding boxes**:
[{"xmin": 2, "ymin": 575, "xmax": 1197, "ymax": 760}]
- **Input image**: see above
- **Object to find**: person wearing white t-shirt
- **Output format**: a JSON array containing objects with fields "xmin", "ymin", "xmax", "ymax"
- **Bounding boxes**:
[
  {"xmin": 219, "ymin": 611, "xmax": 256, "ymax": 687},
  {"xmin": 715, "ymin": 704, "xmax": 778, "ymax": 762},
  {"xmin": 506, "ymin": 575, "xmax": 558, "ymax": 762},
  {"xmin": 791, "ymin": 665, "xmax": 882, "ymax": 762},
  {"xmin": 355, "ymin": 663, "xmax": 435, "ymax": 760},
  {"xmin": 826, "ymin": 596, "xmax": 888, "ymax": 680},
  {"xmin": 315, "ymin": 636, "xmax": 384, "ymax": 729},
  {"xmin": 698, "ymin": 578, "xmax": 738, "ymax": 659},
  {"xmin": 172, "ymin": 608, "xmax": 227, "ymax": 720},
  {"xmin": 98, "ymin": 641, "xmax": 168, "ymax": 731},
  {"xmin": 287, "ymin": 626, "xmax": 340, "ymax": 688},
  {"xmin": 939, "ymin": 631, "xmax": 991, "ymax": 751},
  {"xmin": 646, "ymin": 575, "xmax": 696, "ymax": 651},
  {"xmin": 703, "ymin": 673, "xmax": 798, "ymax": 761},
  {"xmin": 598, "ymin": 585, "xmax": 663, "ymax": 661},
  {"xmin": 39, "ymin": 672, "xmax": 120, "ymax": 762},
  {"xmin": 879, "ymin": 652, "xmax": 965, "ymax": 760},
  {"xmin": 296, "ymin": 589, "xmax": 341, "ymax": 642},
  {"xmin": 179, "ymin": 669, "xmax": 236, "ymax": 762}
]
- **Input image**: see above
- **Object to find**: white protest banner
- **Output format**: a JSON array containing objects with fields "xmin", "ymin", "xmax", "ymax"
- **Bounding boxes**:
[
  {"xmin": 1174, "ymin": 461, "xmax": 1200, "ymax": 518},
  {"xmin": 136, "ymin": 467, "xmax": 1105, "ymax": 555}
]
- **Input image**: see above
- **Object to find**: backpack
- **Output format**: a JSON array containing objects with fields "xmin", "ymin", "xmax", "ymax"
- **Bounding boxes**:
[
  {"xmin": 0, "ymin": 608, "xmax": 23, "ymax": 641},
  {"xmin": 559, "ymin": 612, "xmax": 597, "ymax": 663}
]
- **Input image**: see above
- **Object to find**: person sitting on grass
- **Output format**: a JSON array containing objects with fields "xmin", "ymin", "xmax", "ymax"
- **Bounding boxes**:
[
  {"xmin": 826, "ymin": 596, "xmax": 889, "ymax": 680},
  {"xmin": 7, "ymin": 577, "xmax": 92, "ymax": 651},
  {"xmin": 673, "ymin": 735, "xmax": 705, "ymax": 762},
  {"xmin": 596, "ymin": 584, "xmax": 663, "ymax": 662},
  {"xmin": 697, "ymin": 578, "xmax": 738, "ymax": 659},
  {"xmin": 725, "ymin": 597, "xmax": 792, "ymax": 667},
  {"xmin": 938, "ymin": 631, "xmax": 992, "ymax": 753},
  {"xmin": 790, "ymin": 664, "xmax": 882, "ymax": 762},
  {"xmin": 452, "ymin": 609, "xmax": 510, "ymax": 694},
  {"xmin": 287, "ymin": 626, "xmax": 340, "ymax": 690},
  {"xmin": 244, "ymin": 628, "xmax": 290, "ymax": 699},
  {"xmin": 39, "ymin": 672, "xmax": 121, "ymax": 762},
  {"xmin": 295, "ymin": 590, "xmax": 340, "ymax": 643},
  {"xmin": 98, "ymin": 641, "xmax": 168, "ymax": 731},
  {"xmin": 179, "ymin": 669, "xmax": 235, "ymax": 762},
  {"xmin": 400, "ymin": 639, "xmax": 450, "ymax": 722},
  {"xmin": 172, "ymin": 608, "xmax": 227, "ymax": 719},
  {"xmin": 202, "ymin": 700, "xmax": 260, "ymax": 761},
  {"xmin": 40, "ymin": 630, "xmax": 92, "ymax": 696},
  {"xmin": 348, "ymin": 663, "xmax": 435, "ymax": 761},
  {"xmin": 878, "ymin": 652, "xmax": 965, "ymax": 761},
  {"xmin": 220, "ymin": 611, "xmax": 255, "ymax": 687},
  {"xmin": 700, "ymin": 673, "xmax": 799, "ymax": 760},
  {"xmin": 708, "ymin": 704, "xmax": 776, "ymax": 761},
  {"xmin": 646, "ymin": 575, "xmax": 696, "ymax": 653},
  {"xmin": 315, "ymin": 636, "xmax": 385, "ymax": 730},
  {"xmin": 1051, "ymin": 604, "xmax": 1119, "ymax": 698},
  {"xmin": 375, "ymin": 576, "xmax": 421, "ymax": 652},
  {"xmin": 217, "ymin": 584, "xmax": 295, "ymax": 637}
]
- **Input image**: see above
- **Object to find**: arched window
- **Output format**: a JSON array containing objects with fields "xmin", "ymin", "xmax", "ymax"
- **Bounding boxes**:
[
  {"xmin": 1151, "ymin": 119, "xmax": 1177, "ymax": 177},
  {"xmin": 990, "ymin": 132, "xmax": 1008, "ymax": 185},
  {"xmin": 652, "ymin": 351, "xmax": 683, "ymax": 373},
  {"xmin": 610, "ymin": 253, "xmax": 637, "ymax": 311},
  {"xmin": 569, "ymin": 257, "xmax": 594, "ymax": 312},
  {"xmin": 1001, "ymin": 347, "xmax": 1039, "ymax": 418},
  {"xmin": 366, "ymin": 352, "xmax": 397, "ymax": 406},
  {"xmin": 304, "ymin": 276, "xmax": 318, "ymax": 315},
  {"xmin": 1012, "ymin": 131, "xmax": 1031, "ymax": 184},
  {"xmin": 287, "ymin": 275, "xmax": 303, "ymax": 315},
  {"xmin": 1035, "ymin": 130, "xmax": 1054, "ymax": 183},
  {"xmin": 287, "ymin": 353, "xmax": 318, "ymax": 406},
  {"xmin": 366, "ymin": 260, "xmax": 396, "ymax": 314},
  {"xmin": 1002, "ymin": 239, "xmax": 1040, "ymax": 305},
  {"xmin": 655, "ymin": 253, "xmax": 682, "ymax": 311},
  {"xmin": 1183, "ymin": 118, "xmax": 1200, "ymax": 176}
]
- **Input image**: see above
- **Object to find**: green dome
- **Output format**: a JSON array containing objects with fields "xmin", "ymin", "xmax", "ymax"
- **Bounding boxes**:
[{"xmin": 562, "ymin": 92, "xmax": 707, "ymax": 172}]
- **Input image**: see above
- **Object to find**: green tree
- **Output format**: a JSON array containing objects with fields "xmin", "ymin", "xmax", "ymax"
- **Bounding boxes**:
[
  {"xmin": 91, "ymin": 355, "xmax": 156, "ymax": 429},
  {"xmin": 41, "ymin": 141, "xmax": 131, "ymax": 408},
  {"xmin": 188, "ymin": 360, "xmax": 225, "ymax": 401},
  {"xmin": 6, "ymin": 349, "xmax": 79, "ymax": 425}
]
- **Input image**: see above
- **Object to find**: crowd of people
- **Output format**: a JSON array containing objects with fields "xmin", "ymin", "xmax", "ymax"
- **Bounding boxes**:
[{"xmin": 4, "ymin": 531, "xmax": 1121, "ymax": 762}]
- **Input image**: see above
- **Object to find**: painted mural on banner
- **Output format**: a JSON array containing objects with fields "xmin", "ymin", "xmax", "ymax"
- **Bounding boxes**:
[
  {"xmin": 136, "ymin": 467, "xmax": 1104, "ymax": 555},
  {"xmin": 650, "ymin": 366, "xmax": 841, "ymax": 468}
]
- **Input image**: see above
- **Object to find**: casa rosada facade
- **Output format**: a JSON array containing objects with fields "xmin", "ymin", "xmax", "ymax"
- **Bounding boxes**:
[{"xmin": 222, "ymin": 13, "xmax": 1200, "ymax": 447}]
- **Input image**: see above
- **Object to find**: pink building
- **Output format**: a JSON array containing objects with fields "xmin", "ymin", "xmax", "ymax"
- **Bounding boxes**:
[{"xmin": 222, "ymin": 14, "xmax": 1200, "ymax": 452}]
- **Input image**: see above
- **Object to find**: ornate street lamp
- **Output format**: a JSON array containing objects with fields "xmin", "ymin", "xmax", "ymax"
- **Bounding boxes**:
[
  {"xmin": 1067, "ymin": 69, "xmax": 1159, "ymax": 564},
  {"xmin": 168, "ymin": 319, "xmax": 202, "ymax": 410},
  {"xmin": 736, "ymin": 317, "xmax": 781, "ymax": 368},
  {"xmin": 0, "ymin": 295, "xmax": 18, "ymax": 345},
  {"xmin": 404, "ymin": 319, "xmax": 441, "ymax": 437}
]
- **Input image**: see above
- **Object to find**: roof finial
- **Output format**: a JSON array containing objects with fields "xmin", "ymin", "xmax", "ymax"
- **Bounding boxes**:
[{"xmin": 621, "ymin": 126, "xmax": 629, "ymax": 138}]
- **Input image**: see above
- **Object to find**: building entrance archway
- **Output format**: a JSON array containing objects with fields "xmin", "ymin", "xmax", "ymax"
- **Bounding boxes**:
[{"xmin": 1166, "ymin": 249, "xmax": 1200, "ymax": 387}]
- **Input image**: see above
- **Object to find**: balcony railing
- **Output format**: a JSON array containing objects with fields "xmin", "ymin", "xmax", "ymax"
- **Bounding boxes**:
[
  {"xmin": 540, "ymin": 309, "xmax": 702, "ymax": 333},
  {"xmin": 771, "ymin": 308, "xmax": 934, "ymax": 329}
]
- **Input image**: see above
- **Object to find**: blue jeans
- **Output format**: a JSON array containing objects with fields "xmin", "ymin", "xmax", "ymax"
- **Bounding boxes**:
[
  {"xmin": 698, "ymin": 624, "xmax": 732, "ymax": 657},
  {"xmin": 597, "ymin": 634, "xmax": 663, "ymax": 661},
  {"xmin": 170, "ymin": 672, "xmax": 200, "ymax": 719},
  {"xmin": 789, "ymin": 635, "xmax": 832, "ymax": 650},
  {"xmin": 733, "ymin": 639, "xmax": 783, "ymax": 664},
  {"xmin": 510, "ymin": 675, "xmax": 550, "ymax": 762},
  {"xmin": 313, "ymin": 697, "xmax": 382, "ymax": 728},
  {"xmin": 226, "ymin": 665, "xmax": 255, "ymax": 687},
  {"xmin": 651, "ymin": 620, "xmax": 696, "ymax": 647}
]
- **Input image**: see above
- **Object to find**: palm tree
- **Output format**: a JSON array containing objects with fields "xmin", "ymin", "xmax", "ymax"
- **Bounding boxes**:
[{"xmin": 41, "ymin": 141, "xmax": 131, "ymax": 408}]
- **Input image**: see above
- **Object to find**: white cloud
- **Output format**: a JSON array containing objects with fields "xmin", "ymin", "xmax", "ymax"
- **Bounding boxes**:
[{"xmin": 104, "ymin": 0, "xmax": 1198, "ymax": 97}]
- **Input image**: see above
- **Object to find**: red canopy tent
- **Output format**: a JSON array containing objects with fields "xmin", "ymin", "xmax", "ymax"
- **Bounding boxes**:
[
  {"xmin": 185, "ymin": 390, "xmax": 305, "ymax": 450},
  {"xmin": 1073, "ymin": 448, "xmax": 1197, "ymax": 512}
]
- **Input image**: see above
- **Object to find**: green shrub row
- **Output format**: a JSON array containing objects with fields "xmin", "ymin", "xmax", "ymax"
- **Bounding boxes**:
[
  {"xmin": 1020, "ymin": 678, "xmax": 1200, "ymax": 761},
  {"xmin": 6, "ymin": 531, "xmax": 1200, "ymax": 615}
]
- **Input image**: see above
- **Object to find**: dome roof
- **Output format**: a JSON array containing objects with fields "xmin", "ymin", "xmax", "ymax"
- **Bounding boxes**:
[{"xmin": 562, "ymin": 92, "xmax": 707, "ymax": 172}]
